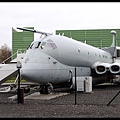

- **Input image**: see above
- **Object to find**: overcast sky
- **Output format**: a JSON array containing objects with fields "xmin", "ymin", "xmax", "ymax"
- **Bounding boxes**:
[{"xmin": 0, "ymin": 2, "xmax": 120, "ymax": 49}]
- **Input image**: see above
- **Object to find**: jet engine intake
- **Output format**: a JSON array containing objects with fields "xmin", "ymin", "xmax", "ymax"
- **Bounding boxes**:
[
  {"xmin": 109, "ymin": 63, "xmax": 120, "ymax": 74},
  {"xmin": 96, "ymin": 65, "xmax": 106, "ymax": 74},
  {"xmin": 94, "ymin": 63, "xmax": 111, "ymax": 74}
]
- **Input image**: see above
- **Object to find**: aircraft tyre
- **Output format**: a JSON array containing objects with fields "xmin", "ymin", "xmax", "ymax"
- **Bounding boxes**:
[
  {"xmin": 45, "ymin": 84, "xmax": 53, "ymax": 94},
  {"xmin": 39, "ymin": 85, "xmax": 44, "ymax": 94},
  {"xmin": 39, "ymin": 83, "xmax": 53, "ymax": 94},
  {"xmin": 24, "ymin": 86, "xmax": 30, "ymax": 93}
]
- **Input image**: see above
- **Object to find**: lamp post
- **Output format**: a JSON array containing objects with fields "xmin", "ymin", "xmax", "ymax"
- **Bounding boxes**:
[{"xmin": 74, "ymin": 67, "xmax": 77, "ymax": 105}]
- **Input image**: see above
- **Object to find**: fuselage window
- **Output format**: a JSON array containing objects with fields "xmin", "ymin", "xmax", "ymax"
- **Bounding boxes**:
[{"xmin": 48, "ymin": 43, "xmax": 57, "ymax": 49}]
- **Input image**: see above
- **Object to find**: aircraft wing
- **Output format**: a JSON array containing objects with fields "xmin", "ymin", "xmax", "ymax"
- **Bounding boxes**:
[{"xmin": 0, "ymin": 64, "xmax": 7, "ymax": 69}]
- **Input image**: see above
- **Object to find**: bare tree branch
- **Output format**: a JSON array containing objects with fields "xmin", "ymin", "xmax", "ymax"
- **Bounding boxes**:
[{"xmin": 0, "ymin": 44, "xmax": 12, "ymax": 64}]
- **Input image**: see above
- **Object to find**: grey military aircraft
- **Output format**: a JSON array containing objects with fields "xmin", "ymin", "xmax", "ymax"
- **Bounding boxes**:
[{"xmin": 17, "ymin": 27, "xmax": 119, "ymax": 94}]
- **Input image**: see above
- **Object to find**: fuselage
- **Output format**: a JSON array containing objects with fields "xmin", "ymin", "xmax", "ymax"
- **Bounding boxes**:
[{"xmin": 21, "ymin": 34, "xmax": 113, "ymax": 85}]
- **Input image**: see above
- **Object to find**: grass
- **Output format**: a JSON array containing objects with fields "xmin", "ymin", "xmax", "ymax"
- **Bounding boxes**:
[{"xmin": 5, "ymin": 79, "xmax": 27, "ymax": 83}]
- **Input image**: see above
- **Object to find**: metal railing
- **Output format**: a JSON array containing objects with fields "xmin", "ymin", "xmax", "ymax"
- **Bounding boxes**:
[{"xmin": 1, "ymin": 49, "xmax": 26, "ymax": 64}]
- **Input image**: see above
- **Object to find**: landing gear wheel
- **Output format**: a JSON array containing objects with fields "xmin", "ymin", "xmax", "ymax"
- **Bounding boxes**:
[
  {"xmin": 45, "ymin": 84, "xmax": 53, "ymax": 94},
  {"xmin": 39, "ymin": 83, "xmax": 53, "ymax": 94},
  {"xmin": 24, "ymin": 86, "xmax": 30, "ymax": 93},
  {"xmin": 39, "ymin": 85, "xmax": 44, "ymax": 94}
]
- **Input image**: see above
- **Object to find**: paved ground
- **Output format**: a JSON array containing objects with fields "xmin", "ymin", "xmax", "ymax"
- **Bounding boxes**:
[{"xmin": 0, "ymin": 83, "xmax": 120, "ymax": 118}]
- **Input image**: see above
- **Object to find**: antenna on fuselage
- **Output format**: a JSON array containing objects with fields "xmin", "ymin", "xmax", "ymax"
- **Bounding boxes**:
[{"xmin": 17, "ymin": 27, "xmax": 52, "ymax": 37}]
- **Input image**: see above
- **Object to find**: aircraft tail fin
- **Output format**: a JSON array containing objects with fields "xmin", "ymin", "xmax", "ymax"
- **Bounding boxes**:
[
  {"xmin": 101, "ymin": 30, "xmax": 117, "ymax": 59},
  {"xmin": 110, "ymin": 30, "xmax": 117, "ymax": 47}
]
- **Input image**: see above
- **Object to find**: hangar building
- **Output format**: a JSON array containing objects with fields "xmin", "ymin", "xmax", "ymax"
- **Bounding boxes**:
[
  {"xmin": 12, "ymin": 28, "xmax": 120, "ymax": 59},
  {"xmin": 12, "ymin": 27, "xmax": 34, "ymax": 59},
  {"xmin": 56, "ymin": 29, "xmax": 120, "ymax": 48}
]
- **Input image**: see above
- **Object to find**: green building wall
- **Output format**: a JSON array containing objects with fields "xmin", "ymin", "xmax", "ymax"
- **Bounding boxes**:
[
  {"xmin": 12, "ymin": 27, "xmax": 34, "ymax": 59},
  {"xmin": 56, "ymin": 29, "xmax": 120, "ymax": 48}
]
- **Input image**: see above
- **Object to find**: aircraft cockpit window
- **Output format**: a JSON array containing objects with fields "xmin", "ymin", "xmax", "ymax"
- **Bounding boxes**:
[
  {"xmin": 29, "ymin": 43, "xmax": 34, "ymax": 49},
  {"xmin": 35, "ymin": 42, "xmax": 41, "ymax": 48},
  {"xmin": 40, "ymin": 42, "xmax": 57, "ymax": 49},
  {"xmin": 41, "ymin": 42, "xmax": 46, "ymax": 49},
  {"xmin": 48, "ymin": 43, "xmax": 57, "ymax": 49},
  {"xmin": 30, "ymin": 42, "xmax": 41, "ymax": 49},
  {"xmin": 41, "ymin": 42, "xmax": 46, "ymax": 46}
]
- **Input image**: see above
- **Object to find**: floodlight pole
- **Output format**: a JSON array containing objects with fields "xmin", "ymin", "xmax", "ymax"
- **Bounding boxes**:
[
  {"xmin": 107, "ymin": 91, "xmax": 120, "ymax": 106},
  {"xmin": 75, "ymin": 67, "xmax": 77, "ymax": 105},
  {"xmin": 18, "ymin": 68, "xmax": 20, "ymax": 91},
  {"xmin": 106, "ymin": 30, "xmax": 120, "ymax": 106}
]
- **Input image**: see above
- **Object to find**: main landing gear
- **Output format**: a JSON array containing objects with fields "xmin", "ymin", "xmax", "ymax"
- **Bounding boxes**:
[{"xmin": 39, "ymin": 83, "xmax": 53, "ymax": 94}]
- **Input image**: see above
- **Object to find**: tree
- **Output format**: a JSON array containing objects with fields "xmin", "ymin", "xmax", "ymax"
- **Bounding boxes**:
[{"xmin": 0, "ymin": 43, "xmax": 12, "ymax": 64}]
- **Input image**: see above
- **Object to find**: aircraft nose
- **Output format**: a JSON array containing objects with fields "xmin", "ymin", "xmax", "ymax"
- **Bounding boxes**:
[
  {"xmin": 20, "ymin": 68, "xmax": 37, "ymax": 83},
  {"xmin": 20, "ymin": 69, "xmax": 30, "ymax": 82},
  {"xmin": 20, "ymin": 69, "xmax": 24, "ymax": 78}
]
